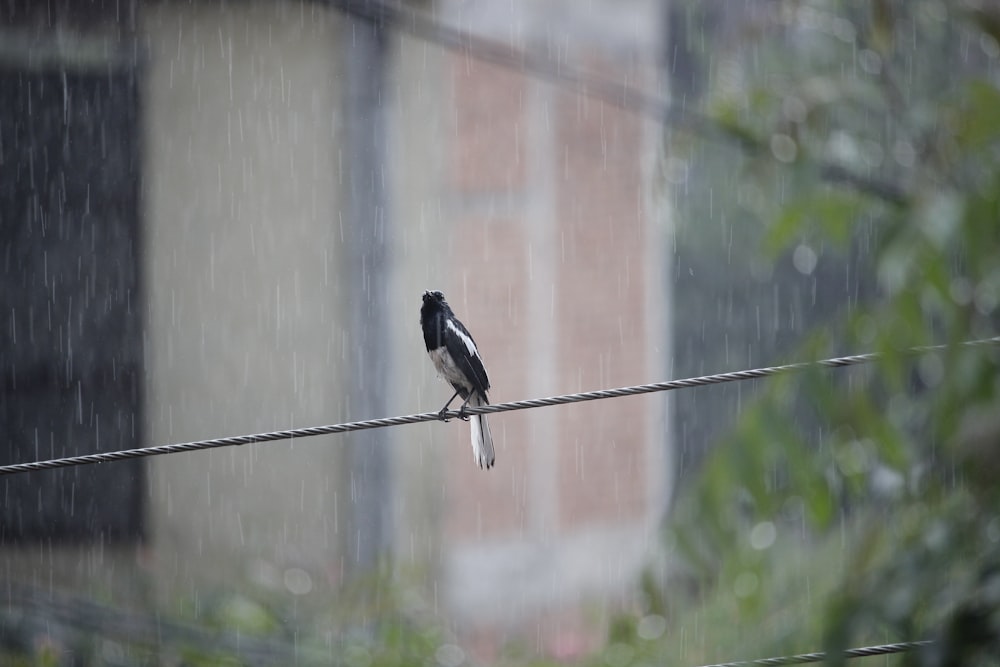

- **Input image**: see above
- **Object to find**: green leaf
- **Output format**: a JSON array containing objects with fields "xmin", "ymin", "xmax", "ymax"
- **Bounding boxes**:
[
  {"xmin": 955, "ymin": 80, "xmax": 1000, "ymax": 149},
  {"xmin": 765, "ymin": 191, "xmax": 866, "ymax": 254}
]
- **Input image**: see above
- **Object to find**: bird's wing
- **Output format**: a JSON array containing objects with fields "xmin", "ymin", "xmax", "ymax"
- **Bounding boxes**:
[{"xmin": 445, "ymin": 319, "xmax": 490, "ymax": 396}]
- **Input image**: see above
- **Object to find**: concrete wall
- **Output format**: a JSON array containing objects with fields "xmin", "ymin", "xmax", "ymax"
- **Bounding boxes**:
[{"xmin": 142, "ymin": 0, "xmax": 349, "ymax": 592}]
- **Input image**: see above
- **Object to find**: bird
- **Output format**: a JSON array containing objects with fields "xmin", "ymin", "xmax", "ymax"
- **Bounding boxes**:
[{"xmin": 420, "ymin": 290, "xmax": 495, "ymax": 469}]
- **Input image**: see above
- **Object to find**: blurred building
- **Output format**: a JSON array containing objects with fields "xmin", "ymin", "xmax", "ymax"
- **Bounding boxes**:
[{"xmin": 0, "ymin": 0, "xmax": 670, "ymax": 660}]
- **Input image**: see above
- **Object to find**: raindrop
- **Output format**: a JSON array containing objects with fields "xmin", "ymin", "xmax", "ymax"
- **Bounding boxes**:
[
  {"xmin": 792, "ymin": 244, "xmax": 817, "ymax": 275},
  {"xmin": 250, "ymin": 559, "xmax": 282, "ymax": 590},
  {"xmin": 605, "ymin": 643, "xmax": 635, "ymax": 667},
  {"xmin": 435, "ymin": 643, "xmax": 465, "ymax": 667},
  {"xmin": 987, "ymin": 519, "xmax": 1000, "ymax": 543},
  {"xmin": 835, "ymin": 439, "xmax": 872, "ymax": 477},
  {"xmin": 749, "ymin": 521, "xmax": 777, "ymax": 550},
  {"xmin": 878, "ymin": 248, "xmax": 910, "ymax": 296},
  {"xmin": 918, "ymin": 192, "xmax": 962, "ymax": 248},
  {"xmin": 770, "ymin": 133, "xmax": 797, "ymax": 163},
  {"xmin": 981, "ymin": 33, "xmax": 1000, "ymax": 59},
  {"xmin": 637, "ymin": 614, "xmax": 667, "ymax": 640},
  {"xmin": 871, "ymin": 465, "xmax": 904, "ymax": 498},
  {"xmin": 283, "ymin": 567, "xmax": 313, "ymax": 595},
  {"xmin": 950, "ymin": 277, "xmax": 973, "ymax": 305},
  {"xmin": 739, "ymin": 182, "xmax": 767, "ymax": 211},
  {"xmin": 974, "ymin": 279, "xmax": 999, "ymax": 315},
  {"xmin": 832, "ymin": 18, "xmax": 856, "ymax": 43}
]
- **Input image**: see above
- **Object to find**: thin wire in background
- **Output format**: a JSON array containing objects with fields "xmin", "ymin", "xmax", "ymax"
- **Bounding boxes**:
[
  {"xmin": 694, "ymin": 640, "xmax": 933, "ymax": 667},
  {"xmin": 1, "ymin": 337, "xmax": 996, "ymax": 476}
]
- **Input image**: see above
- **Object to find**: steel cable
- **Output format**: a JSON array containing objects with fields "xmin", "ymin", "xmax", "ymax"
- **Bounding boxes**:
[
  {"xmin": 0, "ymin": 337, "xmax": 996, "ymax": 476},
  {"xmin": 694, "ymin": 640, "xmax": 933, "ymax": 667}
]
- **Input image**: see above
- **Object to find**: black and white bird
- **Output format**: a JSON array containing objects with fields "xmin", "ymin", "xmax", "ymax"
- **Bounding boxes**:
[{"xmin": 420, "ymin": 290, "xmax": 495, "ymax": 469}]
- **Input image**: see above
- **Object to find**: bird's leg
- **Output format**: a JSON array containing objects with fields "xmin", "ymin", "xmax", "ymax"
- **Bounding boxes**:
[
  {"xmin": 438, "ymin": 389, "xmax": 461, "ymax": 422},
  {"xmin": 457, "ymin": 393, "xmax": 475, "ymax": 422}
]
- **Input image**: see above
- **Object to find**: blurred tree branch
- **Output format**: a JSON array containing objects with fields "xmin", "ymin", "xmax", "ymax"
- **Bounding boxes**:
[
  {"xmin": 665, "ymin": 2, "xmax": 1000, "ymax": 665},
  {"xmin": 325, "ymin": 0, "xmax": 908, "ymax": 206}
]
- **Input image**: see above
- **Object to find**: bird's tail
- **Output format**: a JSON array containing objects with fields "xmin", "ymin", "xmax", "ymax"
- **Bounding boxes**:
[{"xmin": 469, "ymin": 392, "xmax": 495, "ymax": 470}]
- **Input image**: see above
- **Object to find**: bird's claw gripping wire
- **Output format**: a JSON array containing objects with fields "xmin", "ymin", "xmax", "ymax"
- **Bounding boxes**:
[
  {"xmin": 437, "ymin": 405, "xmax": 470, "ymax": 422},
  {"xmin": 438, "ymin": 389, "xmax": 462, "ymax": 422},
  {"xmin": 456, "ymin": 394, "xmax": 475, "ymax": 422},
  {"xmin": 437, "ymin": 389, "xmax": 472, "ymax": 422}
]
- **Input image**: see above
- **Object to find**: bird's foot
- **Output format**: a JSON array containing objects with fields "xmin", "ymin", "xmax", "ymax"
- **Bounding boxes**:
[
  {"xmin": 457, "ymin": 406, "xmax": 471, "ymax": 422},
  {"xmin": 437, "ymin": 407, "xmax": 452, "ymax": 423}
]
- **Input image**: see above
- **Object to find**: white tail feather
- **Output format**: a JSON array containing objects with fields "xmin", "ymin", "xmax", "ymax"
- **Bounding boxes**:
[{"xmin": 469, "ymin": 393, "xmax": 495, "ymax": 469}]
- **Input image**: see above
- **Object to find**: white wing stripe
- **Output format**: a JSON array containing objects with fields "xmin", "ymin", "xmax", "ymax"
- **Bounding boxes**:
[{"xmin": 447, "ymin": 320, "xmax": 479, "ymax": 358}]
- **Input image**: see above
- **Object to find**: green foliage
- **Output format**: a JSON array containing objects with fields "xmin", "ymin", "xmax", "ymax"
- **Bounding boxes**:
[
  {"xmin": 766, "ymin": 191, "xmax": 869, "ymax": 252},
  {"xmin": 0, "ymin": 572, "xmax": 450, "ymax": 667},
  {"xmin": 667, "ymin": 2, "xmax": 1000, "ymax": 665}
]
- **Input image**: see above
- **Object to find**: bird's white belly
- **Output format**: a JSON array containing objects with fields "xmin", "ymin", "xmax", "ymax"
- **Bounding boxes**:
[{"xmin": 429, "ymin": 346, "xmax": 472, "ymax": 392}]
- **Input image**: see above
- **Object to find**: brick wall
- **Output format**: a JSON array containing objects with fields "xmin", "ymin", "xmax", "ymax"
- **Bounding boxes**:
[{"xmin": 438, "ymin": 45, "xmax": 664, "ymax": 656}]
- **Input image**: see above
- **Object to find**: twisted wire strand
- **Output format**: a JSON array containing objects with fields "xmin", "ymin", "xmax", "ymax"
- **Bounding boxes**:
[
  {"xmin": 694, "ymin": 640, "xmax": 933, "ymax": 667},
  {"xmin": 1, "ymin": 337, "xmax": 997, "ymax": 476}
]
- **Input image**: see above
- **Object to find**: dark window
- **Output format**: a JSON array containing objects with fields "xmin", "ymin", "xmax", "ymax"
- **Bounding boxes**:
[{"xmin": 0, "ymin": 65, "xmax": 144, "ymax": 543}]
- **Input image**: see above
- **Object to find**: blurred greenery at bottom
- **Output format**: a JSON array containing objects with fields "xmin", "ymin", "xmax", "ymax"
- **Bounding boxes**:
[{"xmin": 0, "ymin": 566, "xmax": 452, "ymax": 667}]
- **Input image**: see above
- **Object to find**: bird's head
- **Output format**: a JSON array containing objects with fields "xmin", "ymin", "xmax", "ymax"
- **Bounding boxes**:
[
  {"xmin": 421, "ymin": 290, "xmax": 449, "ymax": 323},
  {"xmin": 422, "ymin": 290, "xmax": 446, "ymax": 305}
]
